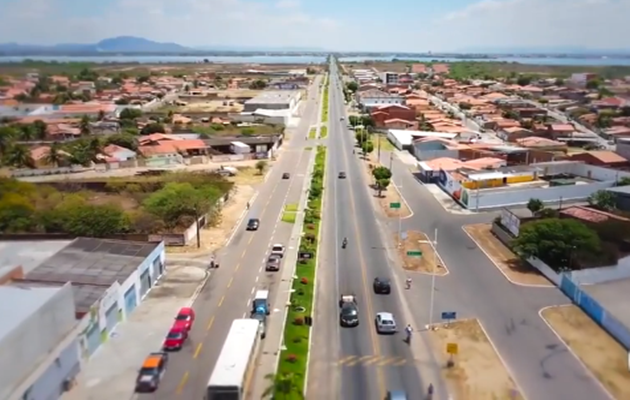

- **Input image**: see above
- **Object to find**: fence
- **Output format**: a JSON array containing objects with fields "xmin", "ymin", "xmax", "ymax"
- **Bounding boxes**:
[{"xmin": 559, "ymin": 274, "xmax": 630, "ymax": 350}]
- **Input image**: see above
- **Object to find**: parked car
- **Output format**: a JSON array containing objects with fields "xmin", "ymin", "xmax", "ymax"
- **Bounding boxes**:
[
  {"xmin": 373, "ymin": 277, "xmax": 391, "ymax": 294},
  {"xmin": 375, "ymin": 312, "xmax": 397, "ymax": 334},
  {"xmin": 246, "ymin": 218, "xmax": 260, "ymax": 231},
  {"xmin": 163, "ymin": 325, "xmax": 188, "ymax": 351},
  {"xmin": 174, "ymin": 307, "xmax": 195, "ymax": 331},
  {"xmin": 135, "ymin": 352, "xmax": 169, "ymax": 392}
]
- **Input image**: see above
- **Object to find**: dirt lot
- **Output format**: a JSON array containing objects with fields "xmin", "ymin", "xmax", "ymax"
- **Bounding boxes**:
[
  {"xmin": 541, "ymin": 305, "xmax": 630, "ymax": 399},
  {"xmin": 395, "ymin": 230, "xmax": 447, "ymax": 275},
  {"xmin": 430, "ymin": 319, "xmax": 524, "ymax": 400},
  {"xmin": 227, "ymin": 167, "xmax": 266, "ymax": 186},
  {"xmin": 180, "ymin": 100, "xmax": 243, "ymax": 113},
  {"xmin": 167, "ymin": 184, "xmax": 255, "ymax": 254},
  {"xmin": 359, "ymin": 147, "xmax": 412, "ymax": 219},
  {"xmin": 463, "ymin": 223, "xmax": 551, "ymax": 286}
]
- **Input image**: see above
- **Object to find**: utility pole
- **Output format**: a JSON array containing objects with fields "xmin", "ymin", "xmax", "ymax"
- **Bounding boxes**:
[{"xmin": 422, "ymin": 227, "xmax": 438, "ymax": 330}]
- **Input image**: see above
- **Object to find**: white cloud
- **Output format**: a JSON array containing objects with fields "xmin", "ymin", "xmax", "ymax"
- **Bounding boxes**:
[{"xmin": 0, "ymin": 0, "xmax": 340, "ymax": 48}]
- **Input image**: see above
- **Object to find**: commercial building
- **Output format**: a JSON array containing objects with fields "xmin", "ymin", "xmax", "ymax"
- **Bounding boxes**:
[
  {"xmin": 0, "ymin": 237, "xmax": 166, "ymax": 400},
  {"xmin": 242, "ymin": 90, "xmax": 302, "ymax": 113}
]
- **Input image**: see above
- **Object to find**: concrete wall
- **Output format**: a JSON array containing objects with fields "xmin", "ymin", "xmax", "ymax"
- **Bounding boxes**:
[
  {"xmin": 25, "ymin": 339, "xmax": 80, "ymax": 400},
  {"xmin": 533, "ymin": 160, "xmax": 630, "ymax": 181},
  {"xmin": 413, "ymin": 147, "xmax": 458, "ymax": 161},
  {"xmin": 0, "ymin": 284, "xmax": 76, "ymax": 400},
  {"xmin": 230, "ymin": 113, "xmax": 287, "ymax": 126}
]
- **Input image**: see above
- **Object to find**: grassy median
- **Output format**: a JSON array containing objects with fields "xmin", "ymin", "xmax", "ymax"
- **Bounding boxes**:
[
  {"xmin": 274, "ymin": 146, "xmax": 326, "ymax": 398},
  {"xmin": 308, "ymin": 128, "xmax": 317, "ymax": 139},
  {"xmin": 320, "ymin": 126, "xmax": 328, "ymax": 138},
  {"xmin": 321, "ymin": 76, "xmax": 329, "ymax": 123},
  {"xmin": 281, "ymin": 203, "xmax": 299, "ymax": 224}
]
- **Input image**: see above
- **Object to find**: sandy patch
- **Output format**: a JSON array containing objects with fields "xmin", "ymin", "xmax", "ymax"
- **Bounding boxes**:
[
  {"xmin": 395, "ymin": 230, "xmax": 447, "ymax": 275},
  {"xmin": 541, "ymin": 305, "xmax": 630, "ymax": 399},
  {"xmin": 167, "ymin": 185, "xmax": 255, "ymax": 254},
  {"xmin": 226, "ymin": 167, "xmax": 266, "ymax": 185},
  {"xmin": 463, "ymin": 224, "xmax": 551, "ymax": 286},
  {"xmin": 430, "ymin": 319, "xmax": 524, "ymax": 400}
]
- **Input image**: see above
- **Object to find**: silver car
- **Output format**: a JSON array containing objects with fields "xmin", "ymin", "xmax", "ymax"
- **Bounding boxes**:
[
  {"xmin": 266, "ymin": 255, "xmax": 281, "ymax": 271},
  {"xmin": 375, "ymin": 312, "xmax": 397, "ymax": 334}
]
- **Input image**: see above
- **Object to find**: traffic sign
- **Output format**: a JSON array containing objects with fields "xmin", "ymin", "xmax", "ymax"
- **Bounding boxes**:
[
  {"xmin": 406, "ymin": 250, "xmax": 422, "ymax": 257},
  {"xmin": 446, "ymin": 343, "xmax": 458, "ymax": 354},
  {"xmin": 389, "ymin": 202, "xmax": 401, "ymax": 209},
  {"xmin": 441, "ymin": 311, "xmax": 457, "ymax": 320}
]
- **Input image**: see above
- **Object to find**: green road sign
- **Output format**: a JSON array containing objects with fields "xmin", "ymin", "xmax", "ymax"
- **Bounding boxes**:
[
  {"xmin": 407, "ymin": 250, "xmax": 422, "ymax": 257},
  {"xmin": 389, "ymin": 202, "xmax": 401, "ymax": 209}
]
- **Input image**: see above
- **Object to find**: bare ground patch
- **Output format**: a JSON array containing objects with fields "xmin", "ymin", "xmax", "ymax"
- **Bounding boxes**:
[
  {"xmin": 395, "ymin": 230, "xmax": 447, "ymax": 275},
  {"xmin": 166, "ymin": 185, "xmax": 255, "ymax": 254},
  {"xmin": 430, "ymin": 319, "xmax": 524, "ymax": 400},
  {"xmin": 226, "ymin": 167, "xmax": 266, "ymax": 186},
  {"xmin": 463, "ymin": 223, "xmax": 551, "ymax": 286},
  {"xmin": 357, "ymin": 149, "xmax": 412, "ymax": 218},
  {"xmin": 541, "ymin": 305, "xmax": 630, "ymax": 399}
]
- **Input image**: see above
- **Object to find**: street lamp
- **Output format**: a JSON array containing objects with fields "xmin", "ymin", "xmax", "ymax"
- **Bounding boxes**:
[{"xmin": 417, "ymin": 228, "xmax": 438, "ymax": 330}]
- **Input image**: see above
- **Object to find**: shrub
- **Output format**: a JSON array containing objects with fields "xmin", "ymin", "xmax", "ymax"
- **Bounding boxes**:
[
  {"xmin": 286, "ymin": 354, "xmax": 298, "ymax": 363},
  {"xmin": 293, "ymin": 316, "xmax": 304, "ymax": 325},
  {"xmin": 300, "ymin": 277, "xmax": 309, "ymax": 285}
]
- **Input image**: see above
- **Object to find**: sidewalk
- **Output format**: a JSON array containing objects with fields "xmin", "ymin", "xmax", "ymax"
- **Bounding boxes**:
[
  {"xmin": 248, "ymin": 145, "xmax": 316, "ymax": 399},
  {"xmin": 73, "ymin": 265, "xmax": 207, "ymax": 400}
]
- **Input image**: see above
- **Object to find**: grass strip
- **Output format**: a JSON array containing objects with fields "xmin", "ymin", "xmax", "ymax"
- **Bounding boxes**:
[
  {"xmin": 320, "ymin": 126, "xmax": 328, "ymax": 138},
  {"xmin": 308, "ymin": 128, "xmax": 317, "ymax": 139},
  {"xmin": 321, "ymin": 74, "xmax": 329, "ymax": 123},
  {"xmin": 273, "ymin": 146, "xmax": 326, "ymax": 398},
  {"xmin": 281, "ymin": 212, "xmax": 296, "ymax": 224}
]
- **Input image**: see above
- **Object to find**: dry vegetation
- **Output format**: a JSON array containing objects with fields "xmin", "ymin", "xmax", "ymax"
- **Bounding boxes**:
[{"xmin": 395, "ymin": 230, "xmax": 447, "ymax": 275}]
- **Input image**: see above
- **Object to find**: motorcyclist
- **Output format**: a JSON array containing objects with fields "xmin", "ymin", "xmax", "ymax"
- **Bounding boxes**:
[
  {"xmin": 405, "ymin": 277, "xmax": 412, "ymax": 289},
  {"xmin": 405, "ymin": 324, "xmax": 413, "ymax": 341},
  {"xmin": 342, "ymin": 237, "xmax": 348, "ymax": 247}
]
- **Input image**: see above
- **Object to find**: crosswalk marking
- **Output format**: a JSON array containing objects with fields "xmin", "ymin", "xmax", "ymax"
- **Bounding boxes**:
[{"xmin": 335, "ymin": 355, "xmax": 412, "ymax": 367}]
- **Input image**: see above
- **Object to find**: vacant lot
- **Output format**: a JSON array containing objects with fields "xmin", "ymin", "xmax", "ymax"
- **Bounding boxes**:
[
  {"xmin": 430, "ymin": 319, "xmax": 524, "ymax": 400},
  {"xmin": 541, "ymin": 305, "xmax": 630, "ymax": 399},
  {"xmin": 396, "ymin": 230, "xmax": 447, "ymax": 275},
  {"xmin": 180, "ymin": 100, "xmax": 244, "ymax": 113},
  {"xmin": 361, "ymin": 150, "xmax": 411, "ymax": 219},
  {"xmin": 463, "ymin": 223, "xmax": 551, "ymax": 286}
]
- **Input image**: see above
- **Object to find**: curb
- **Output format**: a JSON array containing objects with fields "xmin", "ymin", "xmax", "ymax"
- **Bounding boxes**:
[
  {"xmin": 460, "ymin": 225, "xmax": 553, "ymax": 288},
  {"xmin": 538, "ymin": 305, "xmax": 616, "ymax": 400}
]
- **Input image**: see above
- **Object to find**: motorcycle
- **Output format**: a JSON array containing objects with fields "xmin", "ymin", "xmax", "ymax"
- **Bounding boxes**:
[{"xmin": 342, "ymin": 238, "xmax": 348, "ymax": 249}]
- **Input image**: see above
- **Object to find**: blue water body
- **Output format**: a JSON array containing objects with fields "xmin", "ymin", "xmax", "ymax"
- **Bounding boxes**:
[{"xmin": 1, "ymin": 55, "xmax": 630, "ymax": 66}]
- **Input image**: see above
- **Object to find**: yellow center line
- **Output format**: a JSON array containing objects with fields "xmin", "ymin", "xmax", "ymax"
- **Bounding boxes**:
[
  {"xmin": 227, "ymin": 277, "xmax": 233, "ymax": 288},
  {"xmin": 217, "ymin": 295, "xmax": 225, "ymax": 307},
  {"xmin": 206, "ymin": 316, "xmax": 215, "ymax": 331},
  {"xmin": 338, "ymin": 92, "xmax": 387, "ymax": 398},
  {"xmin": 176, "ymin": 371, "xmax": 189, "ymax": 394},
  {"xmin": 193, "ymin": 343, "xmax": 203, "ymax": 359}
]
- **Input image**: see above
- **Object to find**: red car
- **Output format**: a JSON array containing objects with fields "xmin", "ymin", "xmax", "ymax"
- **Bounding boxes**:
[
  {"xmin": 174, "ymin": 307, "xmax": 195, "ymax": 331},
  {"xmin": 163, "ymin": 326, "xmax": 188, "ymax": 351}
]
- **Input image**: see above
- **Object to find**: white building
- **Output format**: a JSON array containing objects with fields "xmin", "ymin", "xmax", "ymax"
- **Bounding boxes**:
[{"xmin": 358, "ymin": 89, "xmax": 404, "ymax": 109}]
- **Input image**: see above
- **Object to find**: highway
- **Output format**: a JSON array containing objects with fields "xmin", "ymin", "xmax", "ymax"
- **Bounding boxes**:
[
  {"xmin": 383, "ymin": 151, "xmax": 612, "ymax": 399},
  {"xmin": 139, "ymin": 76, "xmax": 321, "ymax": 400},
  {"xmin": 309, "ymin": 62, "xmax": 431, "ymax": 399}
]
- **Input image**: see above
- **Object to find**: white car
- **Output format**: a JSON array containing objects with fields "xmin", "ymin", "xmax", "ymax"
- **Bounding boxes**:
[
  {"xmin": 375, "ymin": 312, "xmax": 397, "ymax": 334},
  {"xmin": 270, "ymin": 244, "xmax": 285, "ymax": 258}
]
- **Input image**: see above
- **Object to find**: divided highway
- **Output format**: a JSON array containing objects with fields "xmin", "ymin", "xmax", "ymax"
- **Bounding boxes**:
[
  {"xmin": 139, "ymin": 77, "xmax": 321, "ymax": 400},
  {"xmin": 310, "ymin": 63, "xmax": 426, "ymax": 399}
]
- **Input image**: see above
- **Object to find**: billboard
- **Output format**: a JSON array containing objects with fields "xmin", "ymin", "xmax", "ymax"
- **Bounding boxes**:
[{"xmin": 437, "ymin": 169, "xmax": 468, "ymax": 206}]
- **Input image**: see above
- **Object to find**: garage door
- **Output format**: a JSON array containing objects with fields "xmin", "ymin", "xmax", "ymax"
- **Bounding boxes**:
[
  {"xmin": 105, "ymin": 303, "xmax": 119, "ymax": 334},
  {"xmin": 151, "ymin": 258, "xmax": 160, "ymax": 281},
  {"xmin": 139, "ymin": 270, "xmax": 151, "ymax": 298},
  {"xmin": 85, "ymin": 324, "xmax": 101, "ymax": 356},
  {"xmin": 124, "ymin": 286, "xmax": 137, "ymax": 315}
]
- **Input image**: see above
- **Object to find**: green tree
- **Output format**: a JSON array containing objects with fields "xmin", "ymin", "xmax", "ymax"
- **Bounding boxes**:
[
  {"xmin": 255, "ymin": 160, "xmax": 268, "ymax": 175},
  {"xmin": 249, "ymin": 79, "xmax": 267, "ymax": 90},
  {"xmin": 0, "ymin": 126, "xmax": 17, "ymax": 154},
  {"xmin": 372, "ymin": 166, "xmax": 392, "ymax": 181},
  {"xmin": 262, "ymin": 373, "xmax": 304, "ymax": 399},
  {"xmin": 80, "ymin": 115, "xmax": 91, "ymax": 135},
  {"xmin": 3, "ymin": 144, "xmax": 34, "ymax": 168},
  {"xmin": 106, "ymin": 133, "xmax": 138, "ymax": 151},
  {"xmin": 140, "ymin": 123, "xmax": 166, "ymax": 135},
  {"xmin": 516, "ymin": 75, "xmax": 532, "ymax": 86},
  {"xmin": 375, "ymin": 178, "xmax": 391, "ymax": 197},
  {"xmin": 361, "ymin": 140, "xmax": 374, "ymax": 155},
  {"xmin": 617, "ymin": 177, "xmax": 630, "ymax": 186},
  {"xmin": 512, "ymin": 218, "xmax": 601, "ymax": 270},
  {"xmin": 526, "ymin": 198, "xmax": 544, "ymax": 216},
  {"xmin": 0, "ymin": 193, "xmax": 36, "ymax": 232},
  {"xmin": 355, "ymin": 130, "xmax": 369, "ymax": 146},
  {"xmin": 143, "ymin": 182, "xmax": 221, "ymax": 228},
  {"xmin": 586, "ymin": 79, "xmax": 600, "ymax": 90},
  {"xmin": 119, "ymin": 108, "xmax": 143, "ymax": 120},
  {"xmin": 588, "ymin": 190, "xmax": 616, "ymax": 211},
  {"xmin": 346, "ymin": 81, "xmax": 358, "ymax": 92},
  {"xmin": 44, "ymin": 142, "xmax": 66, "ymax": 167},
  {"xmin": 32, "ymin": 120, "xmax": 48, "ymax": 139},
  {"xmin": 58, "ymin": 204, "xmax": 131, "ymax": 237}
]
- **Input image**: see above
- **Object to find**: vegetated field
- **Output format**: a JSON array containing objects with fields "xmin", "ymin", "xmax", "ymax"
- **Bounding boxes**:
[
  {"xmin": 275, "ymin": 146, "xmax": 325, "ymax": 398},
  {"xmin": 0, "ymin": 172, "xmax": 232, "ymax": 237},
  {"xmin": 181, "ymin": 123, "xmax": 281, "ymax": 137}
]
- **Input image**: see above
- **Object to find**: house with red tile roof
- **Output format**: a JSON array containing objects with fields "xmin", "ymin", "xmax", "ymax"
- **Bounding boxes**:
[{"xmin": 567, "ymin": 150, "xmax": 629, "ymax": 168}]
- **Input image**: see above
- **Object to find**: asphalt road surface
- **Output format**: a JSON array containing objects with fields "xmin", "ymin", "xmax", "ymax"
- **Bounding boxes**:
[
  {"xmin": 383, "ymin": 152, "xmax": 612, "ymax": 399},
  {"xmin": 138, "ymin": 77, "xmax": 321, "ymax": 400},
  {"xmin": 319, "ymin": 64, "xmax": 426, "ymax": 399}
]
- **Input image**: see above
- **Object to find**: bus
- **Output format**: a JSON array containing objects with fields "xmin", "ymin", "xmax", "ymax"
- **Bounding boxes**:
[{"xmin": 206, "ymin": 319, "xmax": 261, "ymax": 400}]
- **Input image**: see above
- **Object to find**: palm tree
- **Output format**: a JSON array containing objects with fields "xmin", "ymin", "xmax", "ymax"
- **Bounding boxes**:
[
  {"xmin": 262, "ymin": 372, "xmax": 303, "ymax": 399},
  {"xmin": 3, "ymin": 144, "xmax": 35, "ymax": 168},
  {"xmin": 80, "ymin": 115, "xmax": 91, "ymax": 135},
  {"xmin": 87, "ymin": 137, "xmax": 103, "ymax": 162},
  {"xmin": 0, "ymin": 126, "xmax": 17, "ymax": 154},
  {"xmin": 44, "ymin": 143, "xmax": 66, "ymax": 167}
]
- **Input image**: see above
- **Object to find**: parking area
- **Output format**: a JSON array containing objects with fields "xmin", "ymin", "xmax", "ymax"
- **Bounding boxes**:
[{"xmin": 74, "ymin": 265, "xmax": 206, "ymax": 400}]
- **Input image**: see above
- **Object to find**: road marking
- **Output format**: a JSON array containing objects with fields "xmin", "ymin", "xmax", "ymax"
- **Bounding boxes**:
[
  {"xmin": 227, "ymin": 277, "xmax": 233, "ymax": 288},
  {"xmin": 206, "ymin": 316, "xmax": 214, "ymax": 331},
  {"xmin": 250, "ymin": 287, "xmax": 255, "ymax": 295},
  {"xmin": 193, "ymin": 343, "xmax": 203, "ymax": 359},
  {"xmin": 234, "ymin": 263, "xmax": 240, "ymax": 272},
  {"xmin": 255, "ymin": 276, "xmax": 259, "ymax": 282},
  {"xmin": 218, "ymin": 296, "xmax": 224, "ymax": 307},
  {"xmin": 176, "ymin": 371, "xmax": 189, "ymax": 394}
]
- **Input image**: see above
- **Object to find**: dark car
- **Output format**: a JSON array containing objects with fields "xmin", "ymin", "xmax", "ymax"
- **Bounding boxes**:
[
  {"xmin": 266, "ymin": 255, "xmax": 281, "ymax": 271},
  {"xmin": 246, "ymin": 218, "xmax": 260, "ymax": 231},
  {"xmin": 373, "ymin": 277, "xmax": 391, "ymax": 294},
  {"xmin": 340, "ymin": 303, "xmax": 359, "ymax": 327},
  {"xmin": 135, "ymin": 352, "xmax": 168, "ymax": 392},
  {"xmin": 338, "ymin": 172, "xmax": 347, "ymax": 179},
  {"xmin": 282, "ymin": 172, "xmax": 290, "ymax": 179}
]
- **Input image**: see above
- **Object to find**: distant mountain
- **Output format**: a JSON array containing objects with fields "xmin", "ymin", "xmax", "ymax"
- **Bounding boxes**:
[
  {"xmin": 460, "ymin": 46, "xmax": 630, "ymax": 55},
  {"xmin": 0, "ymin": 36, "xmax": 192, "ymax": 54}
]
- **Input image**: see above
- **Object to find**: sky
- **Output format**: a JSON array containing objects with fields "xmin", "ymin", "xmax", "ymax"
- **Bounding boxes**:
[{"xmin": 1, "ymin": 0, "xmax": 630, "ymax": 52}]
